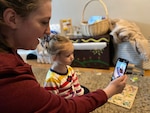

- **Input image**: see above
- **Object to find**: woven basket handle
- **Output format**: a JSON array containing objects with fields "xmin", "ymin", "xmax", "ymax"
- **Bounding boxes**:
[{"xmin": 81, "ymin": 0, "xmax": 109, "ymax": 22}]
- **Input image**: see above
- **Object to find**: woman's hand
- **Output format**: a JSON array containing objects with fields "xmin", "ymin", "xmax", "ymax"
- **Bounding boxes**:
[{"xmin": 103, "ymin": 75, "xmax": 127, "ymax": 98}]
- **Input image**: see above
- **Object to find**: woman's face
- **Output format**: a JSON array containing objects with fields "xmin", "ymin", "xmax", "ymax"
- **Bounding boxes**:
[{"xmin": 12, "ymin": 1, "xmax": 51, "ymax": 50}]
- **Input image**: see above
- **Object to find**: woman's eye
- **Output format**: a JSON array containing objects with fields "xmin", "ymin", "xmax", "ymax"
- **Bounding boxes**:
[{"xmin": 41, "ymin": 21, "xmax": 49, "ymax": 25}]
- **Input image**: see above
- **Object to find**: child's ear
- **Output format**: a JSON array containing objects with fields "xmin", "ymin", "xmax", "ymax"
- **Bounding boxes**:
[{"xmin": 3, "ymin": 8, "xmax": 18, "ymax": 29}]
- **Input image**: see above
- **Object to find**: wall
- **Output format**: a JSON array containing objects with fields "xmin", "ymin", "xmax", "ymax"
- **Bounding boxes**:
[{"xmin": 51, "ymin": 0, "xmax": 150, "ymax": 38}]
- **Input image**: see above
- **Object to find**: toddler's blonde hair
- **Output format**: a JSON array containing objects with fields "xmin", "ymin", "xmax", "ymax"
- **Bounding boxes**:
[{"xmin": 45, "ymin": 35, "xmax": 71, "ymax": 56}]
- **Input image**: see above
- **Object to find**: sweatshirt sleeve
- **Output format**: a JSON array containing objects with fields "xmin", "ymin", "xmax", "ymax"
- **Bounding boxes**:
[
  {"xmin": 1, "ymin": 74, "xmax": 108, "ymax": 113},
  {"xmin": 36, "ymin": 88, "xmax": 108, "ymax": 113}
]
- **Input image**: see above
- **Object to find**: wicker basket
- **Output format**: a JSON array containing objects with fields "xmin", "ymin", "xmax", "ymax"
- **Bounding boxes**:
[{"xmin": 80, "ymin": 0, "xmax": 110, "ymax": 37}]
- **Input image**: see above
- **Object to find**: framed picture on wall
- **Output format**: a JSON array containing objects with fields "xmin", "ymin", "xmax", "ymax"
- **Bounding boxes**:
[{"xmin": 60, "ymin": 18, "xmax": 73, "ymax": 36}]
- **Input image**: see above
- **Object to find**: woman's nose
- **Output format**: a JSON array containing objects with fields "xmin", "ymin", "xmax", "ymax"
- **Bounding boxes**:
[{"xmin": 45, "ymin": 25, "xmax": 51, "ymax": 35}]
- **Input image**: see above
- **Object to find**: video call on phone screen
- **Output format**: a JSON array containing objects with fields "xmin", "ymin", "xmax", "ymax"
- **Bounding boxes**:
[{"xmin": 113, "ymin": 60, "xmax": 127, "ymax": 79}]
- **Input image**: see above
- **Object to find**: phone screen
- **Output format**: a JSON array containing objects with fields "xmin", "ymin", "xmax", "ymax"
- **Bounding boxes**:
[{"xmin": 112, "ymin": 58, "xmax": 129, "ymax": 80}]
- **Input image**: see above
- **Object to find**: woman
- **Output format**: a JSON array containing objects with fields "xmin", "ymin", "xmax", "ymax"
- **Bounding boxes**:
[{"xmin": 0, "ymin": 0, "xmax": 127, "ymax": 113}]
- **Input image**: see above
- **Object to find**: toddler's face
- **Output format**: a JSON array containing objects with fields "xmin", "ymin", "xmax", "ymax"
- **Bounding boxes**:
[{"xmin": 56, "ymin": 42, "xmax": 74, "ymax": 66}]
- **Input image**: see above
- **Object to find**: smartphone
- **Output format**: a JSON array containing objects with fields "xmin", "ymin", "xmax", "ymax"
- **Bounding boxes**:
[{"xmin": 111, "ymin": 58, "xmax": 129, "ymax": 81}]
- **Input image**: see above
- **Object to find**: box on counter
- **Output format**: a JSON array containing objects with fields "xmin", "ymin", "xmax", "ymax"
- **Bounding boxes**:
[{"xmin": 69, "ymin": 34, "xmax": 111, "ymax": 69}]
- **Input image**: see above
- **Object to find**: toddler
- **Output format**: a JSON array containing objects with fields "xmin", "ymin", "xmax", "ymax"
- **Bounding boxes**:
[{"xmin": 43, "ymin": 34, "xmax": 89, "ymax": 99}]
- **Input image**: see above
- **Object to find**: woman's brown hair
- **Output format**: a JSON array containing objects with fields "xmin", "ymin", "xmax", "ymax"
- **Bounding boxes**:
[{"xmin": 0, "ymin": 0, "xmax": 51, "ymax": 52}]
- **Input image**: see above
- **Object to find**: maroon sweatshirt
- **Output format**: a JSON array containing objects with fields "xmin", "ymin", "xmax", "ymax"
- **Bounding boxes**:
[{"xmin": 0, "ymin": 50, "xmax": 107, "ymax": 113}]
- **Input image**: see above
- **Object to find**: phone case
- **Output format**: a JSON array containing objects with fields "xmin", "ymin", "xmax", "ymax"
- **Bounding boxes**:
[{"xmin": 112, "ymin": 58, "xmax": 129, "ymax": 80}]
